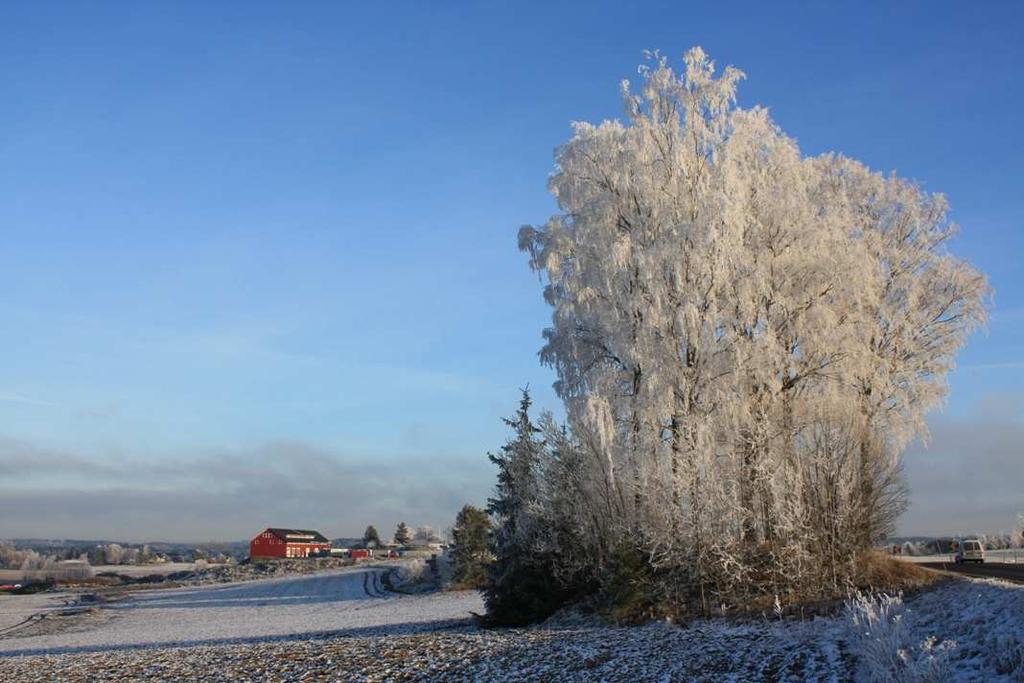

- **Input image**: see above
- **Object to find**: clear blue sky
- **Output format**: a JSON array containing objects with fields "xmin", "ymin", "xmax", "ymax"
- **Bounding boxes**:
[{"xmin": 1, "ymin": 2, "xmax": 1021, "ymax": 540}]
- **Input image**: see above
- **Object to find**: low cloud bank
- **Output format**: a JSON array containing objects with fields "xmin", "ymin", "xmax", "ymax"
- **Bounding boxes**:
[
  {"xmin": 5, "ymin": 407, "xmax": 1020, "ymax": 543},
  {"xmin": 0, "ymin": 437, "xmax": 493, "ymax": 542},
  {"xmin": 900, "ymin": 411, "xmax": 1024, "ymax": 537}
]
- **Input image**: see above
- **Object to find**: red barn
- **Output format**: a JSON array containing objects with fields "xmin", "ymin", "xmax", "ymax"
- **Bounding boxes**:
[{"xmin": 250, "ymin": 528, "xmax": 331, "ymax": 559}]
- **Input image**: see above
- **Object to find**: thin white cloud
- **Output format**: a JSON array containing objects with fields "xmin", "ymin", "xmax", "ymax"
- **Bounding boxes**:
[{"xmin": 0, "ymin": 393, "xmax": 60, "ymax": 408}]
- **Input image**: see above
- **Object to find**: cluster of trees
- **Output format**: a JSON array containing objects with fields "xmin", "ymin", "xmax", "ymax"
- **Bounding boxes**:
[
  {"xmin": 0, "ymin": 544, "xmax": 74, "ymax": 572},
  {"xmin": 482, "ymin": 48, "xmax": 987, "ymax": 623},
  {"xmin": 358, "ymin": 523, "xmax": 443, "ymax": 549},
  {"xmin": 0, "ymin": 543, "xmax": 92, "ymax": 579},
  {"xmin": 0, "ymin": 542, "xmax": 164, "ymax": 570},
  {"xmin": 1, "ymin": 543, "xmax": 50, "ymax": 570},
  {"xmin": 89, "ymin": 543, "xmax": 157, "ymax": 566},
  {"xmin": 896, "ymin": 521, "xmax": 1024, "ymax": 556}
]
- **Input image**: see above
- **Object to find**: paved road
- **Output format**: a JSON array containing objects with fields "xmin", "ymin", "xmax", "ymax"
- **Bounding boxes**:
[{"xmin": 921, "ymin": 561, "xmax": 1024, "ymax": 584}]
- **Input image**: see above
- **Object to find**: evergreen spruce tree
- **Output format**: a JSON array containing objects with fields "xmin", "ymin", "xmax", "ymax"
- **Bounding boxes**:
[
  {"xmin": 450, "ymin": 505, "xmax": 491, "ymax": 588},
  {"xmin": 362, "ymin": 525, "xmax": 381, "ymax": 549},
  {"xmin": 394, "ymin": 522, "xmax": 412, "ymax": 546},
  {"xmin": 485, "ymin": 389, "xmax": 568, "ymax": 625}
]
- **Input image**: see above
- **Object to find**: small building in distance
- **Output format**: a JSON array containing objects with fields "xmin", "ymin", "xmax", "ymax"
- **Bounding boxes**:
[{"xmin": 249, "ymin": 528, "xmax": 331, "ymax": 559}]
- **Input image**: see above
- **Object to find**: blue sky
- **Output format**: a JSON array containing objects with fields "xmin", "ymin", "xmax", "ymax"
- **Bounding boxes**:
[{"xmin": 1, "ymin": 2, "xmax": 1021, "ymax": 540}]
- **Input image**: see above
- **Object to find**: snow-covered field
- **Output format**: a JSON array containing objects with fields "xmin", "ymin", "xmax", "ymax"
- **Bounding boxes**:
[
  {"xmin": 845, "ymin": 579, "xmax": 1024, "ymax": 681},
  {"xmin": 0, "ymin": 565, "xmax": 481, "ymax": 656},
  {"xmin": 1, "ymin": 570, "xmax": 1022, "ymax": 681},
  {"xmin": 0, "ymin": 592, "xmax": 77, "ymax": 635}
]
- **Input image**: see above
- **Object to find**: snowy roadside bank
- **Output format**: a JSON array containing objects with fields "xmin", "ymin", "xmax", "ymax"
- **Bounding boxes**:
[
  {"xmin": 0, "ymin": 612, "xmax": 852, "ymax": 682},
  {"xmin": 1, "ymin": 575, "xmax": 1021, "ymax": 681}
]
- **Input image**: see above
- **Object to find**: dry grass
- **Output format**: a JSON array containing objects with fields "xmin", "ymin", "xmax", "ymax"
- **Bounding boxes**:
[
  {"xmin": 853, "ymin": 552, "xmax": 942, "ymax": 595},
  {"xmin": 603, "ymin": 552, "xmax": 945, "ymax": 624}
]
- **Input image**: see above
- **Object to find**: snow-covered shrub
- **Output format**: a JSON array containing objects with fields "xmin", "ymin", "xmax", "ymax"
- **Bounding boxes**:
[
  {"xmin": 1011, "ymin": 515, "xmax": 1024, "ymax": 550},
  {"xmin": 990, "ymin": 632, "xmax": 1024, "ymax": 678},
  {"xmin": 392, "ymin": 559, "xmax": 431, "ymax": 590},
  {"xmin": 396, "ymin": 559, "xmax": 426, "ymax": 583},
  {"xmin": 844, "ymin": 591, "xmax": 956, "ymax": 683}
]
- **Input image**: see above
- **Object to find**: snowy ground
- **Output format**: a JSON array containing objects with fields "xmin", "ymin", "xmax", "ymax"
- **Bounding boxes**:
[
  {"xmin": 1, "ymin": 570, "xmax": 1022, "ymax": 681},
  {"xmin": 872, "ymin": 578, "xmax": 1024, "ymax": 680},
  {"xmin": 0, "ymin": 565, "xmax": 481, "ymax": 656},
  {"xmin": 0, "ymin": 592, "xmax": 79, "ymax": 635}
]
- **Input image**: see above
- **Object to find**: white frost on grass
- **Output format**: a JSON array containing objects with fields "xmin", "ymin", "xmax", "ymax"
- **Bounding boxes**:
[
  {"xmin": 845, "ymin": 579, "xmax": 1024, "ymax": 682},
  {"xmin": 845, "ymin": 592, "xmax": 956, "ymax": 682},
  {"xmin": 2, "ymin": 572, "xmax": 1022, "ymax": 681}
]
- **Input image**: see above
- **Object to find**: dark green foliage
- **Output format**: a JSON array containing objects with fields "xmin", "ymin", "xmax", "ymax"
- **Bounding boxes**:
[
  {"xmin": 362, "ymin": 525, "xmax": 381, "ymax": 548},
  {"xmin": 450, "ymin": 505, "xmax": 491, "ymax": 588},
  {"xmin": 484, "ymin": 389, "xmax": 577, "ymax": 625},
  {"xmin": 484, "ymin": 553, "xmax": 569, "ymax": 626},
  {"xmin": 393, "ymin": 522, "xmax": 412, "ymax": 546}
]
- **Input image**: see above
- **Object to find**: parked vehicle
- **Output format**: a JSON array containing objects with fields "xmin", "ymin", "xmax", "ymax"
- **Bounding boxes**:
[
  {"xmin": 955, "ymin": 539, "xmax": 985, "ymax": 564},
  {"xmin": 0, "ymin": 579, "xmax": 54, "ymax": 594}
]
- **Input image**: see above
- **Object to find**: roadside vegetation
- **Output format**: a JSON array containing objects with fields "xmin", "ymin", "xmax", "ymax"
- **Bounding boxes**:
[{"xmin": 474, "ymin": 47, "xmax": 987, "ymax": 626}]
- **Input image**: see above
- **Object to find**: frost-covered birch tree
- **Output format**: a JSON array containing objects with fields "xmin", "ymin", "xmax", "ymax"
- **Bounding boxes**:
[{"xmin": 517, "ymin": 47, "xmax": 988, "ymax": 612}]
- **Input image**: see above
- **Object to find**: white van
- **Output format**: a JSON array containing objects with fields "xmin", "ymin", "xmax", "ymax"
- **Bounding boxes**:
[{"xmin": 955, "ymin": 539, "xmax": 985, "ymax": 564}]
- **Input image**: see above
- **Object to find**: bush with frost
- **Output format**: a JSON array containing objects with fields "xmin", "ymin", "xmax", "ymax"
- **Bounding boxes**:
[{"xmin": 844, "ymin": 591, "xmax": 955, "ymax": 683}]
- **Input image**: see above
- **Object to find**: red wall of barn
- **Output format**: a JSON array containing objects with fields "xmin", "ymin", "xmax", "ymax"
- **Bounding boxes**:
[
  {"xmin": 250, "ymin": 535, "xmax": 287, "ymax": 558},
  {"xmin": 249, "ymin": 533, "xmax": 331, "ymax": 559}
]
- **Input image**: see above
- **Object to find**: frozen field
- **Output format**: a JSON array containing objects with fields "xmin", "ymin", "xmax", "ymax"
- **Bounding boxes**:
[
  {"xmin": 1, "ymin": 571, "xmax": 1022, "ymax": 681},
  {"xmin": 0, "ymin": 565, "xmax": 482, "ymax": 656},
  {"xmin": 0, "ymin": 592, "xmax": 78, "ymax": 636}
]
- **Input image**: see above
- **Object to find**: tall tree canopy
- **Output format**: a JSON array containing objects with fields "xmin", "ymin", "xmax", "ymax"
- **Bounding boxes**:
[{"xmin": 517, "ymin": 47, "xmax": 988, "ymax": 611}]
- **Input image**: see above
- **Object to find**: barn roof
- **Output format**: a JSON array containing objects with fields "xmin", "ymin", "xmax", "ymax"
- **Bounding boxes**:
[{"xmin": 262, "ymin": 528, "xmax": 329, "ymax": 543}]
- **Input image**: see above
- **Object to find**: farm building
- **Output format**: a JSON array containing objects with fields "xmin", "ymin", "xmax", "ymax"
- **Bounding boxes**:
[{"xmin": 249, "ymin": 528, "xmax": 331, "ymax": 559}]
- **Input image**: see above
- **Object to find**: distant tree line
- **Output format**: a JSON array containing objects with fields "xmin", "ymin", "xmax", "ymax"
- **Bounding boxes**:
[
  {"xmin": 0, "ymin": 541, "xmax": 236, "ymax": 569},
  {"xmin": 352, "ymin": 522, "xmax": 443, "ymax": 550}
]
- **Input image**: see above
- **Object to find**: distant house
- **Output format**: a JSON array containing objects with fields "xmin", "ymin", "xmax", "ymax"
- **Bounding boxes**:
[{"xmin": 249, "ymin": 528, "xmax": 331, "ymax": 559}]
